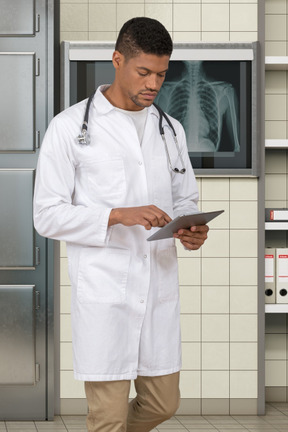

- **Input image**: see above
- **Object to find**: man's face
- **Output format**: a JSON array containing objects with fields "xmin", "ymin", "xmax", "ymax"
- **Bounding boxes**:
[{"xmin": 113, "ymin": 51, "xmax": 170, "ymax": 110}]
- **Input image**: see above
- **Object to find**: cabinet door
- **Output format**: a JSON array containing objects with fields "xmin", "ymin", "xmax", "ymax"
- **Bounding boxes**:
[{"xmin": 0, "ymin": 0, "xmax": 55, "ymax": 420}]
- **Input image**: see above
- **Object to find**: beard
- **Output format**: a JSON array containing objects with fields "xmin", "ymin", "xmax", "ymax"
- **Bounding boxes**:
[{"xmin": 129, "ymin": 90, "xmax": 158, "ymax": 108}]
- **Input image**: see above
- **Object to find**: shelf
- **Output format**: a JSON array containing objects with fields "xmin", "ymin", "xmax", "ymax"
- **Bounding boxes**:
[
  {"xmin": 265, "ymin": 222, "xmax": 288, "ymax": 230},
  {"xmin": 265, "ymin": 304, "xmax": 288, "ymax": 313},
  {"xmin": 265, "ymin": 56, "xmax": 288, "ymax": 70},
  {"xmin": 265, "ymin": 139, "xmax": 288, "ymax": 149}
]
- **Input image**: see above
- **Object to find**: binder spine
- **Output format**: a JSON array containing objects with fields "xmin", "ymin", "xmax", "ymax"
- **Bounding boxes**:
[
  {"xmin": 265, "ymin": 248, "xmax": 276, "ymax": 304},
  {"xmin": 276, "ymin": 248, "xmax": 288, "ymax": 303}
]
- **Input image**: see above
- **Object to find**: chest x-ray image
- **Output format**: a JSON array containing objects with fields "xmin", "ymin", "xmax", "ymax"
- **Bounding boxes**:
[{"xmin": 156, "ymin": 60, "xmax": 240, "ymax": 153}]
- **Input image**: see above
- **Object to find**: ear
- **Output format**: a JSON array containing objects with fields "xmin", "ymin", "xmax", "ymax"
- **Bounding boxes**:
[{"xmin": 112, "ymin": 50, "xmax": 124, "ymax": 70}]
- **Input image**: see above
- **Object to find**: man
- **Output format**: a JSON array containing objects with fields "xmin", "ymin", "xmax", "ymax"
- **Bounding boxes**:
[{"xmin": 34, "ymin": 17, "xmax": 208, "ymax": 432}]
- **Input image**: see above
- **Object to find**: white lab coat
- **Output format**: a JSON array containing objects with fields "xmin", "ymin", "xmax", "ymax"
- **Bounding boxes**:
[{"xmin": 34, "ymin": 85, "xmax": 199, "ymax": 381}]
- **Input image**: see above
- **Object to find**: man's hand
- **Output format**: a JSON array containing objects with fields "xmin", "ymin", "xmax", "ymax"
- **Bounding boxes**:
[
  {"xmin": 109, "ymin": 205, "xmax": 172, "ymax": 230},
  {"xmin": 173, "ymin": 225, "xmax": 209, "ymax": 250}
]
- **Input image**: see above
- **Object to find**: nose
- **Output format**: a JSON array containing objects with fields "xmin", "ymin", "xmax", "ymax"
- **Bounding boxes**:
[{"xmin": 145, "ymin": 74, "xmax": 160, "ymax": 91}]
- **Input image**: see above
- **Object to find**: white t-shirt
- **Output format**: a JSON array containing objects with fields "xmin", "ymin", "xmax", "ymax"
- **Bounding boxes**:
[{"xmin": 116, "ymin": 107, "xmax": 148, "ymax": 144}]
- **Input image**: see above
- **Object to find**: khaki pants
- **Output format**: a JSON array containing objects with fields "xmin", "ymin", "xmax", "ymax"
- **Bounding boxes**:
[{"xmin": 84, "ymin": 372, "xmax": 180, "ymax": 432}]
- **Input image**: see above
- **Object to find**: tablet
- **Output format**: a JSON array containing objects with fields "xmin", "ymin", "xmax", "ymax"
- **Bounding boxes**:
[{"xmin": 147, "ymin": 210, "xmax": 224, "ymax": 241}]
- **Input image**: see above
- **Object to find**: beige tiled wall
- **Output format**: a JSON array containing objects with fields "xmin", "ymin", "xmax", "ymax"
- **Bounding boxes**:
[
  {"xmin": 265, "ymin": 0, "xmax": 288, "ymax": 56},
  {"xmin": 60, "ymin": 0, "xmax": 258, "ymax": 43},
  {"xmin": 265, "ymin": 314, "xmax": 288, "ymax": 402},
  {"xmin": 59, "ymin": 0, "xmax": 260, "ymax": 415},
  {"xmin": 265, "ymin": 70, "xmax": 287, "ymax": 142},
  {"xmin": 265, "ymin": 0, "xmax": 288, "ymax": 403}
]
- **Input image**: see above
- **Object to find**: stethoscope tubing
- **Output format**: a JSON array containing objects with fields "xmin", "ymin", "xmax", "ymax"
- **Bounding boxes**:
[{"xmin": 77, "ymin": 93, "xmax": 186, "ymax": 174}]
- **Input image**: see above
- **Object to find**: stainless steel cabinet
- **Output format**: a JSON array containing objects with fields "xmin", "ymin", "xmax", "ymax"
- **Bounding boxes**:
[{"xmin": 0, "ymin": 0, "xmax": 56, "ymax": 420}]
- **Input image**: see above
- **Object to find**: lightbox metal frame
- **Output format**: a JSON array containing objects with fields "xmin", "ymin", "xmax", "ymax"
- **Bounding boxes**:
[{"xmin": 61, "ymin": 41, "xmax": 260, "ymax": 177}]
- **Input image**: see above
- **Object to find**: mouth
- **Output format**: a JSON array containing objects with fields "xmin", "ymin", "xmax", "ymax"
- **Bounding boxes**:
[{"xmin": 140, "ymin": 92, "xmax": 158, "ymax": 100}]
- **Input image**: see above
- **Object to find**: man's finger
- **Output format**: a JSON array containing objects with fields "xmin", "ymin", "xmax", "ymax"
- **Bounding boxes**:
[{"xmin": 190, "ymin": 225, "xmax": 209, "ymax": 233}]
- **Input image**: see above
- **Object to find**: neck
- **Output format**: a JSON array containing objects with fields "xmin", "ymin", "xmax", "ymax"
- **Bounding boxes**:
[{"xmin": 103, "ymin": 84, "xmax": 143, "ymax": 111}]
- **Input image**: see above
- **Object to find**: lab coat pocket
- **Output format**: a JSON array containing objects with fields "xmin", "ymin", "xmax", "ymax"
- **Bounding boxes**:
[
  {"xmin": 85, "ymin": 158, "xmax": 126, "ymax": 206},
  {"xmin": 151, "ymin": 157, "xmax": 173, "ymax": 207},
  {"xmin": 77, "ymin": 247, "xmax": 130, "ymax": 304},
  {"xmin": 157, "ymin": 245, "xmax": 179, "ymax": 302}
]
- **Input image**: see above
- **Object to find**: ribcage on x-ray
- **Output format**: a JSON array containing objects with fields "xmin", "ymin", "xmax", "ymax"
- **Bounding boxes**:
[
  {"xmin": 167, "ymin": 77, "xmax": 191, "ymax": 133},
  {"xmin": 197, "ymin": 80, "xmax": 218, "ymax": 149},
  {"xmin": 161, "ymin": 76, "xmax": 220, "ymax": 151},
  {"xmin": 156, "ymin": 60, "xmax": 240, "ymax": 152}
]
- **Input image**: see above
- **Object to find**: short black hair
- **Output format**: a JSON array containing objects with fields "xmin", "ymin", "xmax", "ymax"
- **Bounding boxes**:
[{"xmin": 115, "ymin": 17, "xmax": 173, "ymax": 60}]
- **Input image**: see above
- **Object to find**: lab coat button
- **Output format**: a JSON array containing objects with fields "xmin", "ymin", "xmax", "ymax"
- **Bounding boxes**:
[
  {"xmin": 138, "ymin": 161, "xmax": 142, "ymax": 165},
  {"xmin": 140, "ymin": 299, "xmax": 144, "ymax": 303},
  {"xmin": 143, "ymin": 254, "xmax": 147, "ymax": 259}
]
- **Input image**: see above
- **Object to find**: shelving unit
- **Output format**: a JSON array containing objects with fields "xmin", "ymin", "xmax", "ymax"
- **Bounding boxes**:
[
  {"xmin": 265, "ymin": 56, "xmax": 288, "ymax": 313},
  {"xmin": 265, "ymin": 57, "xmax": 288, "ymax": 151}
]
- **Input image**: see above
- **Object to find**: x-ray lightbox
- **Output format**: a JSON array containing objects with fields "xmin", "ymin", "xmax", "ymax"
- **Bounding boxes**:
[{"xmin": 61, "ymin": 42, "xmax": 260, "ymax": 176}]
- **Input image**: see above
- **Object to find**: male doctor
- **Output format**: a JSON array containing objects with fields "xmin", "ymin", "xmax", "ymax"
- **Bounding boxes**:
[{"xmin": 34, "ymin": 17, "xmax": 208, "ymax": 432}]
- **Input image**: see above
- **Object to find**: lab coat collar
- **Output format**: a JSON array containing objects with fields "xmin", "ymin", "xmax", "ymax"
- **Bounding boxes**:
[
  {"xmin": 92, "ymin": 85, "xmax": 115, "ymax": 115},
  {"xmin": 93, "ymin": 85, "xmax": 161, "ymax": 119}
]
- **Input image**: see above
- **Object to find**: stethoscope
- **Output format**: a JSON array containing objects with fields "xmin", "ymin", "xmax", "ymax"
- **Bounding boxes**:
[{"xmin": 77, "ymin": 91, "xmax": 186, "ymax": 174}]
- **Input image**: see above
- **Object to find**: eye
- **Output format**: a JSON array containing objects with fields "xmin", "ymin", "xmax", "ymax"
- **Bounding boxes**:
[{"xmin": 138, "ymin": 71, "xmax": 148, "ymax": 77}]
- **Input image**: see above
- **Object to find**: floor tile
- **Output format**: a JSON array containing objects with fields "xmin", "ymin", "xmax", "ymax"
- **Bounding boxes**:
[
  {"xmin": 6, "ymin": 427, "xmax": 36, "ymax": 432},
  {"xmin": 157, "ymin": 419, "xmax": 185, "ymax": 429},
  {"xmin": 217, "ymin": 428, "xmax": 248, "ymax": 431},
  {"xmin": 62, "ymin": 430, "xmax": 85, "ymax": 432},
  {"xmin": 36, "ymin": 429, "xmax": 67, "ymax": 432},
  {"xmin": 247, "ymin": 430, "xmax": 280, "ymax": 432},
  {"xmin": 176, "ymin": 415, "xmax": 211, "ymax": 422},
  {"xmin": 204, "ymin": 417, "xmax": 242, "ymax": 426},
  {"xmin": 5, "ymin": 428, "xmax": 36, "ymax": 432},
  {"xmin": 265, "ymin": 418, "xmax": 288, "ymax": 424},
  {"xmin": 187, "ymin": 429, "xmax": 218, "ymax": 432},
  {"xmin": 245, "ymin": 427, "xmax": 280, "ymax": 431},
  {"xmin": 6, "ymin": 425, "xmax": 37, "ymax": 432},
  {"xmin": 232, "ymin": 417, "xmax": 269, "ymax": 425},
  {"xmin": 61, "ymin": 417, "xmax": 85, "ymax": 420},
  {"xmin": 176, "ymin": 417, "xmax": 213, "ymax": 427},
  {"xmin": 60, "ymin": 427, "xmax": 83, "ymax": 430},
  {"xmin": 216, "ymin": 430, "xmax": 248, "ymax": 432},
  {"xmin": 157, "ymin": 430, "xmax": 189, "ymax": 432},
  {"xmin": 61, "ymin": 418, "xmax": 86, "ymax": 427},
  {"xmin": 4, "ymin": 401, "xmax": 288, "ymax": 432},
  {"xmin": 185, "ymin": 426, "xmax": 216, "ymax": 430},
  {"xmin": 35, "ymin": 426, "xmax": 66, "ymax": 430}
]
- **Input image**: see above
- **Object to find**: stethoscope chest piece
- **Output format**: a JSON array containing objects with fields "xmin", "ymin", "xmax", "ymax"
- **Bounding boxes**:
[{"xmin": 77, "ymin": 121, "xmax": 90, "ymax": 145}]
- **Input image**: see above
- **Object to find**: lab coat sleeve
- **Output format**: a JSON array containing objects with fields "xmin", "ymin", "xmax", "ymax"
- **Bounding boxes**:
[
  {"xmin": 33, "ymin": 116, "xmax": 111, "ymax": 246},
  {"xmin": 171, "ymin": 122, "xmax": 199, "ymax": 217}
]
